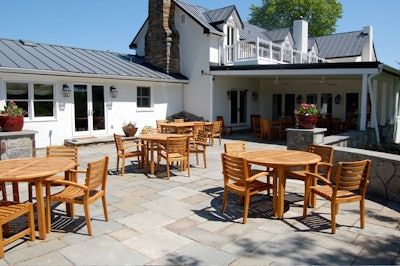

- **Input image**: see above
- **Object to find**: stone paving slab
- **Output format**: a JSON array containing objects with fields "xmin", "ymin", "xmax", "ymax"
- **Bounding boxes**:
[{"xmin": 1, "ymin": 135, "xmax": 399, "ymax": 265}]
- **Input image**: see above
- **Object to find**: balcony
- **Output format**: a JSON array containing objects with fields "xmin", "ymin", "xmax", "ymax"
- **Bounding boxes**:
[{"xmin": 224, "ymin": 38, "xmax": 326, "ymax": 66}]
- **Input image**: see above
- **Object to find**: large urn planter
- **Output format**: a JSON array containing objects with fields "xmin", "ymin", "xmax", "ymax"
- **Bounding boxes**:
[
  {"xmin": 122, "ymin": 126, "xmax": 138, "ymax": 137},
  {"xmin": 1, "ymin": 116, "xmax": 24, "ymax": 132},
  {"xmin": 296, "ymin": 114, "xmax": 317, "ymax": 129}
]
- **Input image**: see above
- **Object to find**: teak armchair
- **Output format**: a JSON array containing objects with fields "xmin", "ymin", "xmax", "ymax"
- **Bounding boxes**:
[
  {"xmin": 221, "ymin": 152, "xmax": 275, "ymax": 224},
  {"xmin": 28, "ymin": 145, "xmax": 79, "ymax": 202},
  {"xmin": 46, "ymin": 156, "xmax": 109, "ymax": 236},
  {"xmin": 114, "ymin": 133, "xmax": 143, "ymax": 176},
  {"xmin": 286, "ymin": 144, "xmax": 334, "ymax": 206},
  {"xmin": 0, "ymin": 201, "xmax": 36, "ymax": 258},
  {"xmin": 303, "ymin": 159, "xmax": 372, "ymax": 234},
  {"xmin": 157, "ymin": 136, "xmax": 190, "ymax": 179},
  {"xmin": 252, "ymin": 115, "xmax": 261, "ymax": 137},
  {"xmin": 216, "ymin": 116, "xmax": 232, "ymax": 135},
  {"xmin": 207, "ymin": 121, "xmax": 222, "ymax": 146},
  {"xmin": 260, "ymin": 118, "xmax": 274, "ymax": 140},
  {"xmin": 189, "ymin": 130, "xmax": 208, "ymax": 168}
]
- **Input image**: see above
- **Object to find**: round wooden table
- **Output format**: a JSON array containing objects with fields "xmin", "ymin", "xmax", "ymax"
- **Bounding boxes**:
[
  {"xmin": 0, "ymin": 157, "xmax": 77, "ymax": 240},
  {"xmin": 137, "ymin": 133, "xmax": 187, "ymax": 174},
  {"xmin": 239, "ymin": 150, "xmax": 321, "ymax": 219}
]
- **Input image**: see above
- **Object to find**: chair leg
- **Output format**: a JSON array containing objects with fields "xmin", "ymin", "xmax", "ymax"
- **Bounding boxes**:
[
  {"xmin": 242, "ymin": 193, "xmax": 250, "ymax": 224},
  {"xmin": 360, "ymin": 199, "xmax": 365, "ymax": 229},
  {"xmin": 221, "ymin": 188, "xmax": 228, "ymax": 213},
  {"xmin": 0, "ymin": 227, "xmax": 4, "ymax": 259},
  {"xmin": 203, "ymin": 152, "xmax": 207, "ymax": 168},
  {"xmin": 27, "ymin": 203, "xmax": 36, "ymax": 241},
  {"xmin": 83, "ymin": 202, "xmax": 92, "ymax": 236},
  {"xmin": 121, "ymin": 157, "xmax": 126, "ymax": 176},
  {"xmin": 46, "ymin": 185, "xmax": 52, "ymax": 233},
  {"xmin": 102, "ymin": 195, "xmax": 109, "ymax": 222},
  {"xmin": 116, "ymin": 157, "xmax": 120, "ymax": 173},
  {"xmin": 331, "ymin": 201, "xmax": 336, "ymax": 234}
]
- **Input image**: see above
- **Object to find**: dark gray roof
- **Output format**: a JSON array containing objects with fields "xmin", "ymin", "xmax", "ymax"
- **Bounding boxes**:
[
  {"xmin": 266, "ymin": 28, "xmax": 291, "ymax": 43},
  {"xmin": 239, "ymin": 23, "xmax": 272, "ymax": 41},
  {"xmin": 312, "ymin": 30, "xmax": 368, "ymax": 59},
  {"xmin": 0, "ymin": 38, "xmax": 186, "ymax": 81}
]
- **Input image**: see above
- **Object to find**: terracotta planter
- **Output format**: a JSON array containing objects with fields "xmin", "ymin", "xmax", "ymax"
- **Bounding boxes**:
[
  {"xmin": 0, "ymin": 116, "xmax": 8, "ymax": 128},
  {"xmin": 296, "ymin": 114, "xmax": 317, "ymax": 129},
  {"xmin": 122, "ymin": 126, "xmax": 138, "ymax": 137},
  {"xmin": 1, "ymin": 116, "xmax": 24, "ymax": 132}
]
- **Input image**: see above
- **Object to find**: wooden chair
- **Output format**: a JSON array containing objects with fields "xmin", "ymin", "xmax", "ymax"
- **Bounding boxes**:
[
  {"xmin": 224, "ymin": 141, "xmax": 273, "ymax": 196},
  {"xmin": 191, "ymin": 122, "xmax": 205, "ymax": 138},
  {"xmin": 252, "ymin": 115, "xmax": 261, "ymax": 137},
  {"xmin": 221, "ymin": 152, "xmax": 275, "ymax": 224},
  {"xmin": 157, "ymin": 136, "xmax": 190, "ymax": 179},
  {"xmin": 0, "ymin": 201, "xmax": 36, "ymax": 258},
  {"xmin": 156, "ymin": 119, "xmax": 168, "ymax": 133},
  {"xmin": 260, "ymin": 118, "xmax": 273, "ymax": 140},
  {"xmin": 303, "ymin": 159, "xmax": 372, "ymax": 234},
  {"xmin": 46, "ymin": 156, "xmax": 109, "ymax": 236},
  {"xmin": 189, "ymin": 130, "xmax": 208, "ymax": 168},
  {"xmin": 28, "ymin": 145, "xmax": 79, "ymax": 202},
  {"xmin": 216, "ymin": 116, "xmax": 232, "ymax": 135},
  {"xmin": 174, "ymin": 118, "xmax": 184, "ymax": 123},
  {"xmin": 286, "ymin": 144, "xmax": 334, "ymax": 205},
  {"xmin": 207, "ymin": 121, "xmax": 222, "ymax": 146},
  {"xmin": 114, "ymin": 133, "xmax": 143, "ymax": 176}
]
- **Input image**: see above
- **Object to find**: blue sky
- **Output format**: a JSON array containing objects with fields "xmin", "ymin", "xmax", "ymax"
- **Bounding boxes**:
[{"xmin": 1, "ymin": 0, "xmax": 399, "ymax": 68}]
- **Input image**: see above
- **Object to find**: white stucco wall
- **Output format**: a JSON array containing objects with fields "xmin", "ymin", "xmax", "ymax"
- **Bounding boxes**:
[{"xmin": 0, "ymin": 73, "xmax": 183, "ymax": 148}]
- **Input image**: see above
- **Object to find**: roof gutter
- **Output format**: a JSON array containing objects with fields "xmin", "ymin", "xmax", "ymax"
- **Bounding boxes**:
[{"xmin": 0, "ymin": 68, "xmax": 189, "ymax": 84}]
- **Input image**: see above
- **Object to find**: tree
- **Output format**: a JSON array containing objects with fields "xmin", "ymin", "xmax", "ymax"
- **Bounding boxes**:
[{"xmin": 248, "ymin": 0, "xmax": 343, "ymax": 36}]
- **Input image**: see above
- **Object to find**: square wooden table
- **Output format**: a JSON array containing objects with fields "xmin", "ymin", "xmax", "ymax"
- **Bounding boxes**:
[{"xmin": 239, "ymin": 150, "xmax": 321, "ymax": 219}]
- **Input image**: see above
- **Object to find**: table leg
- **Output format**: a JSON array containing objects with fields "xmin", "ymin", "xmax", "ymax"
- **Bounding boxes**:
[
  {"xmin": 277, "ymin": 165, "xmax": 286, "ymax": 219},
  {"xmin": 35, "ymin": 178, "xmax": 46, "ymax": 240},
  {"xmin": 150, "ymin": 140, "xmax": 155, "ymax": 174}
]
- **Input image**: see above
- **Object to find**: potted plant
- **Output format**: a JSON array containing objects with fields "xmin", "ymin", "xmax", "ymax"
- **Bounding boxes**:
[
  {"xmin": 294, "ymin": 103, "xmax": 318, "ymax": 129},
  {"xmin": 1, "ymin": 101, "xmax": 26, "ymax": 132},
  {"xmin": 122, "ymin": 121, "xmax": 138, "ymax": 137}
]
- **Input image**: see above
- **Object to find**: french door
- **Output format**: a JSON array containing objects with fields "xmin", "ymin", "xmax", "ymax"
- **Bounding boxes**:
[
  {"xmin": 230, "ymin": 89, "xmax": 247, "ymax": 125},
  {"xmin": 73, "ymin": 85, "xmax": 106, "ymax": 136}
]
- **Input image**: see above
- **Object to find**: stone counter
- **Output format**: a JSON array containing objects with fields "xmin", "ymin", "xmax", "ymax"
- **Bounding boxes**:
[{"xmin": 0, "ymin": 130, "xmax": 37, "ymax": 160}]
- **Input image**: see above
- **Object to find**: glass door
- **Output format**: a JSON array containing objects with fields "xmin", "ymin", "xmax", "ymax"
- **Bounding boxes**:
[
  {"xmin": 230, "ymin": 89, "xmax": 247, "ymax": 125},
  {"xmin": 73, "ymin": 85, "xmax": 106, "ymax": 136}
]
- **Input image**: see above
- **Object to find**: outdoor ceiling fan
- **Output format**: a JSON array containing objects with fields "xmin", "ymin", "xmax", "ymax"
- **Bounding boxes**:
[{"xmin": 309, "ymin": 77, "xmax": 337, "ymax": 86}]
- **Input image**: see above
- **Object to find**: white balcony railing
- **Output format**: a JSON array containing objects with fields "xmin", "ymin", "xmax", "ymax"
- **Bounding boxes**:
[{"xmin": 224, "ymin": 38, "xmax": 326, "ymax": 65}]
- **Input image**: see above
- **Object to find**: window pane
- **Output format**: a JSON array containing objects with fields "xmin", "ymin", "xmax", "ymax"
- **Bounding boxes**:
[
  {"xmin": 6, "ymin": 83, "xmax": 28, "ymax": 100},
  {"xmin": 137, "ymin": 87, "xmax": 150, "ymax": 108},
  {"xmin": 34, "ymin": 84, "xmax": 54, "ymax": 99},
  {"xmin": 34, "ymin": 102, "xmax": 53, "ymax": 117}
]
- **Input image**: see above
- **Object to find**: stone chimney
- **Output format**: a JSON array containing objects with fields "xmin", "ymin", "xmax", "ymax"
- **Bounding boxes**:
[
  {"xmin": 293, "ymin": 18, "xmax": 308, "ymax": 54},
  {"xmin": 145, "ymin": 0, "xmax": 180, "ymax": 74}
]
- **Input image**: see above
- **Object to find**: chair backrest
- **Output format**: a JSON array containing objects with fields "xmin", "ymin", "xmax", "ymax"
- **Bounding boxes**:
[
  {"xmin": 166, "ymin": 136, "xmax": 189, "ymax": 155},
  {"xmin": 46, "ymin": 145, "xmax": 78, "ymax": 164},
  {"xmin": 174, "ymin": 118, "xmax": 184, "ymax": 123},
  {"xmin": 85, "ymin": 156, "xmax": 109, "ymax": 192},
  {"xmin": 307, "ymin": 144, "xmax": 333, "ymax": 164},
  {"xmin": 252, "ymin": 115, "xmax": 261, "ymax": 130},
  {"xmin": 194, "ymin": 130, "xmax": 208, "ymax": 144},
  {"xmin": 260, "ymin": 118, "xmax": 271, "ymax": 132},
  {"xmin": 334, "ymin": 159, "xmax": 371, "ymax": 195},
  {"xmin": 193, "ymin": 122, "xmax": 206, "ymax": 137},
  {"xmin": 221, "ymin": 152, "xmax": 250, "ymax": 183},
  {"xmin": 113, "ymin": 134, "xmax": 124, "ymax": 156},
  {"xmin": 213, "ymin": 121, "xmax": 222, "ymax": 133},
  {"xmin": 224, "ymin": 141, "xmax": 246, "ymax": 154},
  {"xmin": 216, "ymin": 116, "xmax": 226, "ymax": 127},
  {"xmin": 156, "ymin": 120, "xmax": 167, "ymax": 133}
]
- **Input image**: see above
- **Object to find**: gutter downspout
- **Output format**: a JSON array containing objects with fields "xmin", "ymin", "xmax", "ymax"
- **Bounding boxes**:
[{"xmin": 367, "ymin": 63, "xmax": 383, "ymax": 147}]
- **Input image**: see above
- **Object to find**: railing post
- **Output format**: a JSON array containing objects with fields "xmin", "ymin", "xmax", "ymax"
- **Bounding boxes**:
[{"xmin": 256, "ymin": 38, "xmax": 260, "ymax": 61}]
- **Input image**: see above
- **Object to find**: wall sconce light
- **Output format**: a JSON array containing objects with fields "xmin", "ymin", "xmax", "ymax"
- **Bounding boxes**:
[
  {"xmin": 227, "ymin": 90, "xmax": 232, "ymax": 100},
  {"xmin": 296, "ymin": 94, "xmax": 302, "ymax": 104},
  {"xmin": 252, "ymin": 91, "xmax": 259, "ymax": 101},
  {"xmin": 110, "ymin": 86, "xmax": 118, "ymax": 98},
  {"xmin": 335, "ymin": 94, "xmax": 341, "ymax": 104},
  {"xmin": 62, "ymin": 84, "xmax": 71, "ymax": 97}
]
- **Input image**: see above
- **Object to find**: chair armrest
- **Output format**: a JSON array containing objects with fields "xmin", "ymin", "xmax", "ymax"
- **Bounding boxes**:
[
  {"xmin": 51, "ymin": 180, "xmax": 88, "ymax": 190},
  {"xmin": 305, "ymin": 172, "xmax": 333, "ymax": 187},
  {"xmin": 248, "ymin": 171, "xmax": 270, "ymax": 182},
  {"xmin": 157, "ymin": 144, "xmax": 166, "ymax": 151}
]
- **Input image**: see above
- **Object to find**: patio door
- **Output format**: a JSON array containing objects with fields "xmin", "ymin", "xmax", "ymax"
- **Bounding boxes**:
[
  {"xmin": 73, "ymin": 85, "xmax": 106, "ymax": 136},
  {"xmin": 230, "ymin": 89, "xmax": 247, "ymax": 125}
]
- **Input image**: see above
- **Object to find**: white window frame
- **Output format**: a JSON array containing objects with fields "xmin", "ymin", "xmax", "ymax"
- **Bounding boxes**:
[{"xmin": 137, "ymin": 86, "xmax": 152, "ymax": 111}]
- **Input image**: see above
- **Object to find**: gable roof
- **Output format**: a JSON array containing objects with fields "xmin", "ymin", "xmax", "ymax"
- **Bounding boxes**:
[
  {"xmin": 0, "ymin": 38, "xmax": 187, "ymax": 82},
  {"xmin": 311, "ymin": 30, "xmax": 369, "ymax": 59}
]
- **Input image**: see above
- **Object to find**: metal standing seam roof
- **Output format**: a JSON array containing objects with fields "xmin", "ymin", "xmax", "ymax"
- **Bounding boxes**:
[{"xmin": 0, "ymin": 38, "xmax": 187, "ymax": 82}]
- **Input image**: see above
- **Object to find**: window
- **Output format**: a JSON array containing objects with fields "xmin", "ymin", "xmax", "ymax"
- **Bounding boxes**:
[
  {"xmin": 180, "ymin": 14, "xmax": 186, "ymax": 24},
  {"xmin": 6, "ymin": 82, "xmax": 54, "ymax": 118},
  {"xmin": 137, "ymin": 87, "xmax": 151, "ymax": 108}
]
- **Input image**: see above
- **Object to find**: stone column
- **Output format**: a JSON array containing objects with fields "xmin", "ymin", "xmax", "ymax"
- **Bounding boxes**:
[{"xmin": 286, "ymin": 128, "xmax": 327, "ymax": 151}]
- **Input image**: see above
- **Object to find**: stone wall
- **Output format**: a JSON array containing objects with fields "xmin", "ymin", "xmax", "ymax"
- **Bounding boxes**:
[
  {"xmin": 333, "ymin": 146, "xmax": 400, "ymax": 203},
  {"xmin": 0, "ymin": 130, "xmax": 37, "ymax": 160}
]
